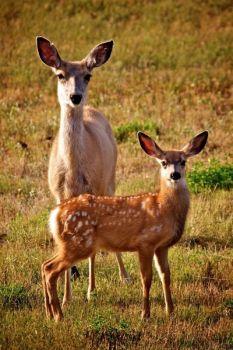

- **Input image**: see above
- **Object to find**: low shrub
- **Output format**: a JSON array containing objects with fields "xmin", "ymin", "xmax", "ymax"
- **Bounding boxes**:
[
  {"xmin": 114, "ymin": 120, "xmax": 160, "ymax": 143},
  {"xmin": 188, "ymin": 163, "xmax": 233, "ymax": 192}
]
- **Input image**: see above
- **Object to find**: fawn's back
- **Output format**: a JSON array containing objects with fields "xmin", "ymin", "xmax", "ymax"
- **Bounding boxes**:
[{"xmin": 50, "ymin": 189, "xmax": 189, "ymax": 255}]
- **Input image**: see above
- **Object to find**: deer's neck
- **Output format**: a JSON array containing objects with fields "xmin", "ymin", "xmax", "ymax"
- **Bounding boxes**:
[{"xmin": 58, "ymin": 105, "xmax": 85, "ymax": 170}]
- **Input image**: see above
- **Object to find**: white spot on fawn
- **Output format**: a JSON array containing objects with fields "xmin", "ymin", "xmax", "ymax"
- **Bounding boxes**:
[
  {"xmin": 67, "ymin": 214, "xmax": 73, "ymax": 221},
  {"xmin": 72, "ymin": 215, "xmax": 77, "ymax": 222},
  {"xmin": 86, "ymin": 237, "xmax": 93, "ymax": 247},
  {"xmin": 149, "ymin": 224, "xmax": 162, "ymax": 233},
  {"xmin": 76, "ymin": 221, "xmax": 83, "ymax": 230},
  {"xmin": 141, "ymin": 201, "xmax": 146, "ymax": 210},
  {"xmin": 83, "ymin": 229, "xmax": 93, "ymax": 236}
]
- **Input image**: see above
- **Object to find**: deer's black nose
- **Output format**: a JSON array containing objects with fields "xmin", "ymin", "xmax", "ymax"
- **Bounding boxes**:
[
  {"xmin": 170, "ymin": 172, "xmax": 181, "ymax": 180},
  {"xmin": 70, "ymin": 94, "xmax": 82, "ymax": 105}
]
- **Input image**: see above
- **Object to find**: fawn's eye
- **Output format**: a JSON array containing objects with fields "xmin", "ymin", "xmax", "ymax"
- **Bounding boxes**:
[
  {"xmin": 84, "ymin": 74, "xmax": 92, "ymax": 82},
  {"xmin": 181, "ymin": 160, "xmax": 186, "ymax": 167},
  {"xmin": 57, "ymin": 74, "xmax": 65, "ymax": 80},
  {"xmin": 161, "ymin": 161, "xmax": 167, "ymax": 168}
]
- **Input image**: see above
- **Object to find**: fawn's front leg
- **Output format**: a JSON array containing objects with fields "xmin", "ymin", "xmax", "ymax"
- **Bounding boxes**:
[
  {"xmin": 138, "ymin": 248, "xmax": 154, "ymax": 319},
  {"xmin": 115, "ymin": 252, "xmax": 131, "ymax": 283},
  {"xmin": 154, "ymin": 247, "xmax": 174, "ymax": 314}
]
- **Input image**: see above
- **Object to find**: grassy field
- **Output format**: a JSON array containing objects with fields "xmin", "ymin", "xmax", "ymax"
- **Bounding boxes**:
[{"xmin": 0, "ymin": 0, "xmax": 233, "ymax": 349}]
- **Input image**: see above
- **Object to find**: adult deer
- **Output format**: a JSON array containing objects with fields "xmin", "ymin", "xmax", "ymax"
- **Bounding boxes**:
[
  {"xmin": 36, "ymin": 36, "xmax": 129, "ymax": 306},
  {"xmin": 41, "ymin": 130, "xmax": 208, "ymax": 321}
]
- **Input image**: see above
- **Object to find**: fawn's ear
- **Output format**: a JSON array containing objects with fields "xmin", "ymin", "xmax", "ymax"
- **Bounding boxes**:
[
  {"xmin": 36, "ymin": 36, "xmax": 61, "ymax": 69},
  {"xmin": 181, "ymin": 131, "xmax": 208, "ymax": 157},
  {"xmin": 85, "ymin": 40, "xmax": 113, "ymax": 70},
  {"xmin": 138, "ymin": 132, "xmax": 164, "ymax": 159}
]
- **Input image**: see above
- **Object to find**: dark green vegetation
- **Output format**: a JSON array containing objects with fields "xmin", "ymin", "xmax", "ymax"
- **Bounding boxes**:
[
  {"xmin": 187, "ymin": 163, "xmax": 233, "ymax": 192},
  {"xmin": 0, "ymin": 0, "xmax": 232, "ymax": 349}
]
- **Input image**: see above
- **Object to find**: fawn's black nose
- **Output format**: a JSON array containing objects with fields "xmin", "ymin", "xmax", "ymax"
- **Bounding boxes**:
[
  {"xmin": 170, "ymin": 172, "xmax": 181, "ymax": 181},
  {"xmin": 70, "ymin": 94, "xmax": 82, "ymax": 105}
]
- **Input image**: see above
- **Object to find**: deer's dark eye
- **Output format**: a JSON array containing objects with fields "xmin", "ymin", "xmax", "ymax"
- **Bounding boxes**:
[
  {"xmin": 84, "ymin": 74, "xmax": 92, "ymax": 82},
  {"xmin": 181, "ymin": 160, "xmax": 186, "ymax": 167},
  {"xmin": 57, "ymin": 74, "xmax": 65, "ymax": 80},
  {"xmin": 161, "ymin": 161, "xmax": 167, "ymax": 168}
]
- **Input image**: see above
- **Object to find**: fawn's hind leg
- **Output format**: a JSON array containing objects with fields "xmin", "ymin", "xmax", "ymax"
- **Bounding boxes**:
[{"xmin": 42, "ymin": 255, "xmax": 71, "ymax": 321}]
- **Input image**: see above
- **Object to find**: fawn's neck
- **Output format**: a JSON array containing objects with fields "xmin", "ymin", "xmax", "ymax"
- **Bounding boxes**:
[
  {"xmin": 58, "ymin": 105, "xmax": 85, "ymax": 171},
  {"xmin": 158, "ymin": 178, "xmax": 190, "ymax": 219}
]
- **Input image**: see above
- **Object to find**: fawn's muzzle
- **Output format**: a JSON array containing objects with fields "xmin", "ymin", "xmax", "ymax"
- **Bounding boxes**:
[
  {"xmin": 170, "ymin": 172, "xmax": 181, "ymax": 181},
  {"xmin": 70, "ymin": 94, "xmax": 82, "ymax": 105}
]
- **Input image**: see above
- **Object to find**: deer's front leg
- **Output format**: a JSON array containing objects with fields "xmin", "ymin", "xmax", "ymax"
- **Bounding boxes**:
[{"xmin": 87, "ymin": 255, "xmax": 96, "ymax": 300}]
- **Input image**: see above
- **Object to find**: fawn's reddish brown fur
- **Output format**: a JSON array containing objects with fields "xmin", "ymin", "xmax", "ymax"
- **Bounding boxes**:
[
  {"xmin": 36, "ymin": 37, "xmax": 129, "ymax": 306},
  {"xmin": 42, "ymin": 130, "xmax": 208, "ymax": 321}
]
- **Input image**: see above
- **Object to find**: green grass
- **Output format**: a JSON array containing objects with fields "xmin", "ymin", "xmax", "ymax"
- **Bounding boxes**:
[
  {"xmin": 0, "ymin": 0, "xmax": 233, "ymax": 349},
  {"xmin": 114, "ymin": 120, "xmax": 160, "ymax": 143},
  {"xmin": 187, "ymin": 163, "xmax": 233, "ymax": 192},
  {"xmin": 0, "ymin": 284, "xmax": 31, "ymax": 310}
]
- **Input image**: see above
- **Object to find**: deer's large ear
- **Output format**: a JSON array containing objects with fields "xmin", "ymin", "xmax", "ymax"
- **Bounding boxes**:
[
  {"xmin": 138, "ymin": 132, "xmax": 164, "ymax": 159},
  {"xmin": 36, "ymin": 36, "xmax": 61, "ymax": 69},
  {"xmin": 85, "ymin": 40, "xmax": 113, "ymax": 70},
  {"xmin": 181, "ymin": 131, "xmax": 208, "ymax": 157}
]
